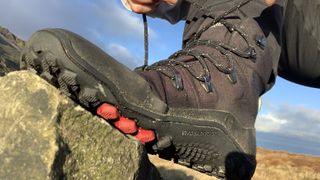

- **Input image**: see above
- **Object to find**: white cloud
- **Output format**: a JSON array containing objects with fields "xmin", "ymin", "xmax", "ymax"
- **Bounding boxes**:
[
  {"xmin": 256, "ymin": 113, "xmax": 288, "ymax": 133},
  {"xmin": 256, "ymin": 104, "xmax": 320, "ymax": 140},
  {"xmin": 106, "ymin": 43, "xmax": 141, "ymax": 69}
]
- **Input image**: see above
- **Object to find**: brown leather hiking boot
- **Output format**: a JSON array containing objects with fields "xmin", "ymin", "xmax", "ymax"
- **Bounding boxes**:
[{"xmin": 20, "ymin": 0, "xmax": 278, "ymax": 179}]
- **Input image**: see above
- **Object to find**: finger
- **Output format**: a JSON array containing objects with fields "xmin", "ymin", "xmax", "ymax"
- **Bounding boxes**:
[
  {"xmin": 131, "ymin": 0, "xmax": 159, "ymax": 5},
  {"xmin": 96, "ymin": 103, "xmax": 119, "ymax": 120},
  {"xmin": 129, "ymin": 3, "xmax": 154, "ymax": 14},
  {"xmin": 264, "ymin": 0, "xmax": 276, "ymax": 6},
  {"xmin": 127, "ymin": 0, "xmax": 156, "ymax": 14},
  {"xmin": 113, "ymin": 116, "xmax": 138, "ymax": 134},
  {"xmin": 135, "ymin": 128, "xmax": 156, "ymax": 144},
  {"xmin": 162, "ymin": 0, "xmax": 177, "ymax": 6}
]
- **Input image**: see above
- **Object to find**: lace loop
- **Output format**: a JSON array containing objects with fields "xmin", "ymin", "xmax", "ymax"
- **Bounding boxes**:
[{"xmin": 142, "ymin": 0, "xmax": 255, "ymax": 92}]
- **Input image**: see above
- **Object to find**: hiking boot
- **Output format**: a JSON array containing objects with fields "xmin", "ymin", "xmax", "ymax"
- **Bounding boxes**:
[{"xmin": 20, "ymin": 1, "xmax": 276, "ymax": 179}]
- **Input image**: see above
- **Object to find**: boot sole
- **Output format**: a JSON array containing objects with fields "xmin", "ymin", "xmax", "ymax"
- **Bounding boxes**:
[{"xmin": 20, "ymin": 29, "xmax": 256, "ymax": 179}]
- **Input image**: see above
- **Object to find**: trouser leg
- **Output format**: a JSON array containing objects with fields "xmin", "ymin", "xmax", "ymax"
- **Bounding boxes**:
[
  {"xmin": 279, "ymin": 0, "xmax": 320, "ymax": 88},
  {"xmin": 183, "ymin": 0, "xmax": 286, "ymax": 91}
]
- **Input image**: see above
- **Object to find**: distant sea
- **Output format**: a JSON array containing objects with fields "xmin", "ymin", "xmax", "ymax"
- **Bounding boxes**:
[{"xmin": 256, "ymin": 132, "xmax": 320, "ymax": 156}]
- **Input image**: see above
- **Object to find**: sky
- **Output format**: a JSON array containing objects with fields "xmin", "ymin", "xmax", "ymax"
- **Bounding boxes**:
[{"xmin": 1, "ymin": 0, "xmax": 319, "ymax": 156}]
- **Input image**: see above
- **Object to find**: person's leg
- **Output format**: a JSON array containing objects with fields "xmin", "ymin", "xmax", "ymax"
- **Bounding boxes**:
[
  {"xmin": 139, "ymin": 1, "xmax": 286, "ymax": 179},
  {"xmin": 279, "ymin": 0, "xmax": 320, "ymax": 88}
]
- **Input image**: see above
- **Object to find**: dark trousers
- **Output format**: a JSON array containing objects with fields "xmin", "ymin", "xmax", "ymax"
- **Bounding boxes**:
[
  {"xmin": 183, "ymin": 0, "xmax": 320, "ymax": 89},
  {"xmin": 280, "ymin": 0, "xmax": 320, "ymax": 88}
]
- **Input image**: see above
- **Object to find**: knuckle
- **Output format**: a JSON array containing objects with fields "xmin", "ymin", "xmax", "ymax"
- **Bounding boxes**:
[
  {"xmin": 131, "ymin": 4, "xmax": 151, "ymax": 13},
  {"xmin": 131, "ymin": 4, "xmax": 143, "ymax": 13}
]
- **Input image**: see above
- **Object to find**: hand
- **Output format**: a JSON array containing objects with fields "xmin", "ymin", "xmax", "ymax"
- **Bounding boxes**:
[{"xmin": 124, "ymin": 0, "xmax": 177, "ymax": 14}]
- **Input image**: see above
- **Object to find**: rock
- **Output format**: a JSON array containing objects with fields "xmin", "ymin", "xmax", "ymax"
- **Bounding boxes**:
[
  {"xmin": 0, "ymin": 26, "xmax": 23, "ymax": 76},
  {"xmin": 0, "ymin": 71, "xmax": 161, "ymax": 180},
  {"xmin": 0, "ymin": 26, "xmax": 25, "ymax": 49}
]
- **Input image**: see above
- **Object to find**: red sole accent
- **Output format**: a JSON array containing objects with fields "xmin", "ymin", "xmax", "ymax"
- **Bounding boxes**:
[
  {"xmin": 97, "ymin": 103, "xmax": 155, "ymax": 144},
  {"xmin": 135, "ymin": 128, "xmax": 156, "ymax": 144},
  {"xmin": 96, "ymin": 103, "xmax": 119, "ymax": 120},
  {"xmin": 114, "ymin": 116, "xmax": 138, "ymax": 134}
]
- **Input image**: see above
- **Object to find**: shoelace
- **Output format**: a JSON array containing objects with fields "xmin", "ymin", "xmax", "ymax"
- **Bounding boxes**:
[
  {"xmin": 142, "ymin": 14, "xmax": 149, "ymax": 68},
  {"xmin": 141, "ymin": 0, "xmax": 256, "ymax": 92}
]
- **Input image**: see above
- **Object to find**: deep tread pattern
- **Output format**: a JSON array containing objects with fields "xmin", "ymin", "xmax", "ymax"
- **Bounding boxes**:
[
  {"xmin": 42, "ymin": 53, "xmax": 59, "ymax": 74},
  {"xmin": 79, "ymin": 88, "xmax": 101, "ymax": 108},
  {"xmin": 60, "ymin": 70, "xmax": 77, "ymax": 86},
  {"xmin": 57, "ymin": 72, "xmax": 71, "ymax": 96},
  {"xmin": 24, "ymin": 51, "xmax": 37, "ymax": 68},
  {"xmin": 175, "ymin": 143, "xmax": 221, "ymax": 175},
  {"xmin": 21, "ymin": 50, "xmax": 102, "ymax": 109}
]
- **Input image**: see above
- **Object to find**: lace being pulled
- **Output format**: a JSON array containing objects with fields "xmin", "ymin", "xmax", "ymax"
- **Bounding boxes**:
[{"xmin": 141, "ymin": 0, "xmax": 260, "ymax": 92}]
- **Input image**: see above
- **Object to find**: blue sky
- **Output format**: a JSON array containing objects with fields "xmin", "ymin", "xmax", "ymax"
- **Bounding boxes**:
[{"xmin": 1, "ymin": 0, "xmax": 319, "ymax": 156}]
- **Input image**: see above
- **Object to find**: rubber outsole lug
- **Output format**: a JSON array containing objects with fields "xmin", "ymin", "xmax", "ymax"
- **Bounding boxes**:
[{"xmin": 79, "ymin": 88, "xmax": 101, "ymax": 108}]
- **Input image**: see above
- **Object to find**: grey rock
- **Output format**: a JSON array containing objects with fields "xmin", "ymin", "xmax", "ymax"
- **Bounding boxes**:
[
  {"xmin": 0, "ymin": 27, "xmax": 23, "ymax": 76},
  {"xmin": 0, "ymin": 71, "xmax": 161, "ymax": 180},
  {"xmin": 0, "ymin": 26, "xmax": 25, "ymax": 49}
]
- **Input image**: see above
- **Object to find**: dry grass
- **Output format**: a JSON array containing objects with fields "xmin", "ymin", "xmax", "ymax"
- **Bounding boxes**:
[
  {"xmin": 149, "ymin": 148, "xmax": 320, "ymax": 180},
  {"xmin": 254, "ymin": 148, "xmax": 320, "ymax": 180}
]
